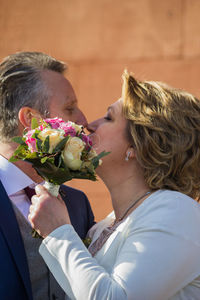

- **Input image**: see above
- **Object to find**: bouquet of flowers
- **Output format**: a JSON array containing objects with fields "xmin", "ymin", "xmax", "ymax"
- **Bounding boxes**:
[{"xmin": 9, "ymin": 117, "xmax": 109, "ymax": 197}]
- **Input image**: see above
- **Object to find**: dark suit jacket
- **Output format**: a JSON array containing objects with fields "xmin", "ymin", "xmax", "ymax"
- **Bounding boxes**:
[{"xmin": 0, "ymin": 180, "xmax": 95, "ymax": 300}]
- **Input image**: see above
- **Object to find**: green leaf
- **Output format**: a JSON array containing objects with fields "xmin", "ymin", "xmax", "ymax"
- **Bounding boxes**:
[
  {"xmin": 12, "ymin": 136, "xmax": 25, "ymax": 145},
  {"xmin": 25, "ymin": 151, "xmax": 38, "ymax": 159},
  {"xmin": 36, "ymin": 136, "xmax": 43, "ymax": 152},
  {"xmin": 9, "ymin": 144, "xmax": 29, "ymax": 162},
  {"xmin": 43, "ymin": 136, "xmax": 50, "ymax": 153},
  {"xmin": 21, "ymin": 154, "xmax": 98, "ymax": 184},
  {"xmin": 31, "ymin": 229, "xmax": 43, "ymax": 239},
  {"xmin": 31, "ymin": 118, "xmax": 39, "ymax": 129},
  {"xmin": 83, "ymin": 163, "xmax": 95, "ymax": 173},
  {"xmin": 70, "ymin": 169, "xmax": 97, "ymax": 181},
  {"xmin": 52, "ymin": 136, "xmax": 69, "ymax": 153},
  {"xmin": 92, "ymin": 151, "xmax": 110, "ymax": 169},
  {"xmin": 82, "ymin": 237, "xmax": 92, "ymax": 248},
  {"xmin": 56, "ymin": 154, "xmax": 63, "ymax": 168},
  {"xmin": 32, "ymin": 130, "xmax": 39, "ymax": 139},
  {"xmin": 41, "ymin": 156, "xmax": 49, "ymax": 164},
  {"xmin": 32, "ymin": 160, "xmax": 73, "ymax": 185},
  {"xmin": 9, "ymin": 156, "xmax": 19, "ymax": 162}
]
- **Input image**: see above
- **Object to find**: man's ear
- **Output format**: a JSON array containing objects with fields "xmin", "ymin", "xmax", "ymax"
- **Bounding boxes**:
[{"xmin": 18, "ymin": 107, "xmax": 41, "ymax": 129}]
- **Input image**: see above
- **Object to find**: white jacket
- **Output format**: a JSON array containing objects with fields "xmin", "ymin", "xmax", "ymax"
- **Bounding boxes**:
[{"xmin": 39, "ymin": 190, "xmax": 200, "ymax": 300}]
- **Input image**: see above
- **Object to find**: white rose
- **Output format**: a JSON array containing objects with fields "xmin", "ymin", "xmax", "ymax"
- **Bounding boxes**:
[
  {"xmin": 39, "ymin": 128, "xmax": 65, "ymax": 153},
  {"xmin": 69, "ymin": 121, "xmax": 83, "ymax": 133},
  {"xmin": 63, "ymin": 137, "xmax": 85, "ymax": 170}
]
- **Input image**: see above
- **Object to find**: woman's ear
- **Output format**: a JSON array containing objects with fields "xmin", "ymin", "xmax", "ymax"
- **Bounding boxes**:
[
  {"xmin": 125, "ymin": 146, "xmax": 136, "ymax": 161},
  {"xmin": 18, "ymin": 107, "xmax": 41, "ymax": 129}
]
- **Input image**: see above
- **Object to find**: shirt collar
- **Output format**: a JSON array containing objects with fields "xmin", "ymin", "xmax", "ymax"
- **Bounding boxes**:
[{"xmin": 0, "ymin": 155, "xmax": 34, "ymax": 196}]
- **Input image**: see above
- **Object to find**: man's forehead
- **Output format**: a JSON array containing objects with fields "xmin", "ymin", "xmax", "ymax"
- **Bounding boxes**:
[{"xmin": 42, "ymin": 69, "xmax": 69, "ymax": 86}]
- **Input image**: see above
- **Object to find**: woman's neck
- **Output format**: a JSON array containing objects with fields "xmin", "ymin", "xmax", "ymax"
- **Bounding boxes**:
[
  {"xmin": 108, "ymin": 174, "xmax": 150, "ymax": 221},
  {"xmin": 98, "ymin": 157, "xmax": 151, "ymax": 221}
]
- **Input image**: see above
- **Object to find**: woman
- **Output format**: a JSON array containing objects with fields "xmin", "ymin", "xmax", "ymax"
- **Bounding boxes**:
[{"xmin": 29, "ymin": 70, "xmax": 200, "ymax": 300}]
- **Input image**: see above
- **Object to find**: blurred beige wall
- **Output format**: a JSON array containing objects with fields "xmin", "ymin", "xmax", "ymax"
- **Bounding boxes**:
[{"xmin": 1, "ymin": 0, "xmax": 200, "ymax": 220}]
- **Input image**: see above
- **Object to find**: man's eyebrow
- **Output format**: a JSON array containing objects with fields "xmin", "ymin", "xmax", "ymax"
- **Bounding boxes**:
[{"xmin": 65, "ymin": 96, "xmax": 77, "ymax": 104}]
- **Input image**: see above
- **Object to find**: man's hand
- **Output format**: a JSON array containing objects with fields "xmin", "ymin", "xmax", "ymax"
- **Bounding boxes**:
[{"xmin": 28, "ymin": 185, "xmax": 71, "ymax": 238}]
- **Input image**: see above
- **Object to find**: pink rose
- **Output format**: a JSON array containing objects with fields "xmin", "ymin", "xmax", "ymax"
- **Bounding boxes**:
[
  {"xmin": 81, "ymin": 134, "xmax": 93, "ymax": 150},
  {"xmin": 59, "ymin": 123, "xmax": 76, "ymax": 137},
  {"xmin": 39, "ymin": 124, "xmax": 45, "ymax": 131},
  {"xmin": 44, "ymin": 117, "xmax": 64, "ymax": 129},
  {"xmin": 25, "ymin": 130, "xmax": 36, "ymax": 152}
]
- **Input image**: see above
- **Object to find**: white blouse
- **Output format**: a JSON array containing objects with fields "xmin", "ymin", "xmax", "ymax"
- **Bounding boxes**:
[{"xmin": 39, "ymin": 190, "xmax": 200, "ymax": 300}]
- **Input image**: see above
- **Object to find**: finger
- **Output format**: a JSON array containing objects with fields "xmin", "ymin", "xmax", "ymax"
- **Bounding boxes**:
[
  {"xmin": 28, "ymin": 213, "xmax": 32, "ymax": 224},
  {"xmin": 31, "ymin": 195, "xmax": 40, "ymax": 205},
  {"xmin": 35, "ymin": 184, "xmax": 48, "ymax": 196},
  {"xmin": 29, "ymin": 204, "xmax": 34, "ymax": 214},
  {"xmin": 28, "ymin": 208, "xmax": 35, "ymax": 223},
  {"xmin": 28, "ymin": 212, "xmax": 35, "ymax": 227}
]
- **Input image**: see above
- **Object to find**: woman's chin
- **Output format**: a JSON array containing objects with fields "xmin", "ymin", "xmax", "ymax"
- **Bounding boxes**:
[{"xmin": 88, "ymin": 133, "xmax": 101, "ymax": 150}]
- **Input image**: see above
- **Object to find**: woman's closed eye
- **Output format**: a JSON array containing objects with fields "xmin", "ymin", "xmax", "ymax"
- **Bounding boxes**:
[{"xmin": 104, "ymin": 114, "xmax": 112, "ymax": 121}]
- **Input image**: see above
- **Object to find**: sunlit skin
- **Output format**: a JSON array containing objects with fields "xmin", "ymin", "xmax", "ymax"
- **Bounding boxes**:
[
  {"xmin": 87, "ymin": 99, "xmax": 130, "ymax": 180},
  {"xmin": 43, "ymin": 70, "xmax": 87, "ymax": 127},
  {"xmin": 29, "ymin": 99, "xmax": 150, "ymax": 237}
]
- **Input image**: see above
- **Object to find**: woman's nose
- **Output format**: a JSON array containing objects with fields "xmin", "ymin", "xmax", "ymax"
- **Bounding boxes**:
[{"xmin": 87, "ymin": 119, "xmax": 100, "ymax": 133}]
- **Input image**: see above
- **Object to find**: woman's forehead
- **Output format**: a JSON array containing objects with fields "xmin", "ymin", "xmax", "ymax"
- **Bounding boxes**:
[{"xmin": 109, "ymin": 98, "xmax": 122, "ymax": 112}]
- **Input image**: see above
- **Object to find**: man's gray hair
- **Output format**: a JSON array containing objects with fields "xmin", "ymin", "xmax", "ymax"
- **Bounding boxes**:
[{"xmin": 0, "ymin": 52, "xmax": 66, "ymax": 141}]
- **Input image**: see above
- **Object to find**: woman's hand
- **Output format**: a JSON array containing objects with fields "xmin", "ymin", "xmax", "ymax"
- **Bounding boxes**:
[{"xmin": 28, "ymin": 185, "xmax": 71, "ymax": 238}]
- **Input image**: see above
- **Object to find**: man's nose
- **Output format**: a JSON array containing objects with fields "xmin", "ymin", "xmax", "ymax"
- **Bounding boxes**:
[{"xmin": 77, "ymin": 110, "xmax": 88, "ymax": 128}]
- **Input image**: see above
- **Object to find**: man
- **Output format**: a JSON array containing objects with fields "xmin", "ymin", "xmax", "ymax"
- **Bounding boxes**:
[{"xmin": 0, "ymin": 52, "xmax": 95, "ymax": 300}]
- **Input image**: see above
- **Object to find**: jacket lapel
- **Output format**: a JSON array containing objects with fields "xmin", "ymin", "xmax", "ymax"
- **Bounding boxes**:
[{"xmin": 0, "ymin": 180, "xmax": 33, "ymax": 300}]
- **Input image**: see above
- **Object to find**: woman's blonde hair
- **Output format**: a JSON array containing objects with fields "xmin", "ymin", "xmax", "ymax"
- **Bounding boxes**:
[{"xmin": 122, "ymin": 70, "xmax": 200, "ymax": 201}]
